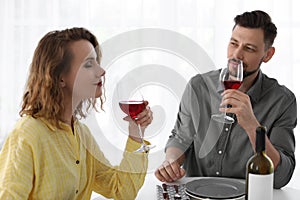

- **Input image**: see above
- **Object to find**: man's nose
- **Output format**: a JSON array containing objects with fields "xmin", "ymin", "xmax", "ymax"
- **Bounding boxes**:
[{"xmin": 233, "ymin": 46, "xmax": 244, "ymax": 60}]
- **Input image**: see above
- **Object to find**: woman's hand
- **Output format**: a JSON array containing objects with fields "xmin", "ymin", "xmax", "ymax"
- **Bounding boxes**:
[{"xmin": 123, "ymin": 101, "xmax": 153, "ymax": 142}]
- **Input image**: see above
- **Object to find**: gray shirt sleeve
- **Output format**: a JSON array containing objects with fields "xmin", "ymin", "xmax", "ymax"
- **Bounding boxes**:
[
  {"xmin": 269, "ymin": 97, "xmax": 296, "ymax": 189},
  {"xmin": 165, "ymin": 80, "xmax": 197, "ymax": 153}
]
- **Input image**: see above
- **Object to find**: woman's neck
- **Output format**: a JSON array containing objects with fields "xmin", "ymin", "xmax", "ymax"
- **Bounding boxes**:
[{"xmin": 61, "ymin": 96, "xmax": 78, "ymax": 127}]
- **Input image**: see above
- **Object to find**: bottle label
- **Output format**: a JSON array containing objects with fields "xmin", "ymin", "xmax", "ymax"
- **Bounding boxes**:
[{"xmin": 248, "ymin": 173, "xmax": 273, "ymax": 200}]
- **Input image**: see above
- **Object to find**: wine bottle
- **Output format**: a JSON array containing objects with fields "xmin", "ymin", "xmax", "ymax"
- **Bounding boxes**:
[{"xmin": 245, "ymin": 126, "xmax": 274, "ymax": 200}]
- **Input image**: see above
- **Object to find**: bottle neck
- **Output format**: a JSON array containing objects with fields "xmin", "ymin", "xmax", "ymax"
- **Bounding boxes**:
[
  {"xmin": 256, "ymin": 150, "xmax": 267, "ymax": 157},
  {"xmin": 255, "ymin": 130, "xmax": 266, "ymax": 153}
]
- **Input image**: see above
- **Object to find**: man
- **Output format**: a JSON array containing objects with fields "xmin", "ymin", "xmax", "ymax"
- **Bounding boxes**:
[{"xmin": 155, "ymin": 10, "xmax": 296, "ymax": 189}]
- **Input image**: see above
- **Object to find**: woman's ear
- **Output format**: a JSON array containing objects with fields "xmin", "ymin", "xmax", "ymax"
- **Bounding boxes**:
[
  {"xmin": 263, "ymin": 47, "xmax": 275, "ymax": 63},
  {"xmin": 60, "ymin": 79, "xmax": 66, "ymax": 87}
]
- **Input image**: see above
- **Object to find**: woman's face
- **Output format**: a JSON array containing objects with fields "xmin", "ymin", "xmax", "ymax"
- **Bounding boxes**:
[{"xmin": 61, "ymin": 39, "xmax": 105, "ymax": 104}]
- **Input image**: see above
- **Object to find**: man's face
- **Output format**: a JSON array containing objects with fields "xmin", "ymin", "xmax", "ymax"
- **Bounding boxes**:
[{"xmin": 227, "ymin": 25, "xmax": 270, "ymax": 74}]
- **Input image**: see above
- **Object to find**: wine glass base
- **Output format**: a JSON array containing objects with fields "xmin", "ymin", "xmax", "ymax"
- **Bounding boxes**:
[
  {"xmin": 134, "ymin": 144, "xmax": 156, "ymax": 153},
  {"xmin": 211, "ymin": 114, "xmax": 234, "ymax": 124}
]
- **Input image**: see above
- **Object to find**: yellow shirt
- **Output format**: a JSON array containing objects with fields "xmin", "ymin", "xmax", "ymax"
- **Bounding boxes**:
[{"xmin": 0, "ymin": 116, "xmax": 148, "ymax": 200}]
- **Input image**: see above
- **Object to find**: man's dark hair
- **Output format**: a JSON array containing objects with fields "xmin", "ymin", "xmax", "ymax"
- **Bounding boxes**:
[{"xmin": 233, "ymin": 10, "xmax": 277, "ymax": 49}]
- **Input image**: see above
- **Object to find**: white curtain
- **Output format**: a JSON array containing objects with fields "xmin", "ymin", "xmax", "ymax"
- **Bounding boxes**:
[{"xmin": 1, "ymin": 0, "xmax": 299, "ymax": 192}]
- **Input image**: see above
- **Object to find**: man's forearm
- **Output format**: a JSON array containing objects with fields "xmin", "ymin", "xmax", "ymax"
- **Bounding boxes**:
[{"xmin": 165, "ymin": 147, "xmax": 186, "ymax": 165}]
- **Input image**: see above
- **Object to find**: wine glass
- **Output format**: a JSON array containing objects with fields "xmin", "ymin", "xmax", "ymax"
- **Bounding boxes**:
[
  {"xmin": 211, "ymin": 59, "xmax": 243, "ymax": 124},
  {"xmin": 117, "ymin": 84, "xmax": 154, "ymax": 153}
]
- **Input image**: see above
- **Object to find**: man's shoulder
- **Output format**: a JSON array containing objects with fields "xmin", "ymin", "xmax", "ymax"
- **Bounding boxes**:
[
  {"xmin": 189, "ymin": 69, "xmax": 220, "ymax": 85},
  {"xmin": 262, "ymin": 73, "xmax": 296, "ymax": 100}
]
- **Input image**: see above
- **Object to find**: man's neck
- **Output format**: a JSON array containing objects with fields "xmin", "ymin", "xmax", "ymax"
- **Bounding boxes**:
[{"xmin": 239, "ymin": 72, "xmax": 259, "ymax": 92}]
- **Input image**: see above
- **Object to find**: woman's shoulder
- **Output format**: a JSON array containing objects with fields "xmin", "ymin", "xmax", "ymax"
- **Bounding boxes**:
[
  {"xmin": 10, "ymin": 116, "xmax": 52, "ymax": 141},
  {"xmin": 14, "ymin": 116, "xmax": 41, "ymax": 130}
]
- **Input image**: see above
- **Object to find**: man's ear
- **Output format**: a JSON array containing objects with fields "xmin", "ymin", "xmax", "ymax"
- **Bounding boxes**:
[{"xmin": 263, "ymin": 47, "xmax": 275, "ymax": 63}]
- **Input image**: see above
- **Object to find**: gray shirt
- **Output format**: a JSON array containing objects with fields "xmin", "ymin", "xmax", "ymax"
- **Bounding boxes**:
[{"xmin": 166, "ymin": 69, "xmax": 296, "ymax": 189}]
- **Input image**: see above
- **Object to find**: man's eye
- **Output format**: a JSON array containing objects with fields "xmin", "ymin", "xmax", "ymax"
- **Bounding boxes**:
[
  {"xmin": 245, "ymin": 46, "xmax": 255, "ymax": 52},
  {"xmin": 230, "ymin": 42, "xmax": 238, "ymax": 47}
]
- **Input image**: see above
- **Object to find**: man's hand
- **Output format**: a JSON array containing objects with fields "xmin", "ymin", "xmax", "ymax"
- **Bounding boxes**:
[
  {"xmin": 155, "ymin": 159, "xmax": 186, "ymax": 182},
  {"xmin": 220, "ymin": 89, "xmax": 281, "ymax": 169},
  {"xmin": 155, "ymin": 147, "xmax": 186, "ymax": 182},
  {"xmin": 220, "ymin": 89, "xmax": 260, "ymax": 132}
]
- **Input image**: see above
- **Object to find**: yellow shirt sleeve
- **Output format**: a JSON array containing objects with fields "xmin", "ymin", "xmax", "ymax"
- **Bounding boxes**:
[
  {"xmin": 91, "ymin": 137, "xmax": 149, "ymax": 200},
  {"xmin": 0, "ymin": 129, "xmax": 34, "ymax": 199}
]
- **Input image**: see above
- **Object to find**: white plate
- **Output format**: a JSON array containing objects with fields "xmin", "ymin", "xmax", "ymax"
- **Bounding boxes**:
[{"xmin": 185, "ymin": 177, "xmax": 245, "ymax": 199}]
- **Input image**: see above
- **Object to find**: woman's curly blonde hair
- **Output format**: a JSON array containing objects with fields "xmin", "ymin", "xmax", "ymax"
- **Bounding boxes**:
[{"xmin": 20, "ymin": 27, "xmax": 104, "ymax": 128}]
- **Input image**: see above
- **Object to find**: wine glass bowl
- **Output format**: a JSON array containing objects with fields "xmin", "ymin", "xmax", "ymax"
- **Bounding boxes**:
[
  {"xmin": 211, "ymin": 59, "xmax": 243, "ymax": 124},
  {"xmin": 119, "ymin": 100, "xmax": 146, "ymax": 120},
  {"xmin": 223, "ymin": 59, "xmax": 243, "ymax": 89}
]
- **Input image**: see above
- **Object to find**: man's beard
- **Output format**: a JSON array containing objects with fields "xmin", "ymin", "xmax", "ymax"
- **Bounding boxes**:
[{"xmin": 243, "ymin": 60, "xmax": 263, "ymax": 78}]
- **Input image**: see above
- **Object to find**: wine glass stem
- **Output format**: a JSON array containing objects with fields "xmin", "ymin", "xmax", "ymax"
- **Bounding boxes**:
[
  {"xmin": 137, "ymin": 124, "xmax": 145, "ymax": 144},
  {"xmin": 225, "ymin": 103, "xmax": 231, "ymax": 115}
]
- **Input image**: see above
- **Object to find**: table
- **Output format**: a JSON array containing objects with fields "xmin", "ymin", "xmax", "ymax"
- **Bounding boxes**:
[{"xmin": 91, "ymin": 174, "xmax": 300, "ymax": 199}]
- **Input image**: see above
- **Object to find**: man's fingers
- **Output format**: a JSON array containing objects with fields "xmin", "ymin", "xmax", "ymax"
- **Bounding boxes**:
[
  {"xmin": 163, "ymin": 161, "xmax": 178, "ymax": 181},
  {"xmin": 168, "ymin": 160, "xmax": 182, "ymax": 178},
  {"xmin": 155, "ymin": 168, "xmax": 169, "ymax": 182},
  {"xmin": 155, "ymin": 160, "xmax": 183, "ymax": 182}
]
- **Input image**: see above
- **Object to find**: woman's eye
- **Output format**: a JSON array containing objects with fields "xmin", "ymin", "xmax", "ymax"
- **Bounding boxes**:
[{"xmin": 84, "ymin": 61, "xmax": 93, "ymax": 68}]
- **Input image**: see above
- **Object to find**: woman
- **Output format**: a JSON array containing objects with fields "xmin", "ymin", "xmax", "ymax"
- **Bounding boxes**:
[{"xmin": 0, "ymin": 28, "xmax": 153, "ymax": 199}]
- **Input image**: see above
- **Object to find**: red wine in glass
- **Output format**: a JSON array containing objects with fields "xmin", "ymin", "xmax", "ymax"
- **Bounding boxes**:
[
  {"xmin": 211, "ymin": 59, "xmax": 243, "ymax": 124},
  {"xmin": 223, "ymin": 80, "xmax": 242, "ymax": 90},
  {"xmin": 119, "ymin": 100, "xmax": 145, "ymax": 119}
]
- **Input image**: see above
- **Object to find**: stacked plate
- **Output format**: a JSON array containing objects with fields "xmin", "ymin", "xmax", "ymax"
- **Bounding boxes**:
[{"xmin": 185, "ymin": 177, "xmax": 245, "ymax": 200}]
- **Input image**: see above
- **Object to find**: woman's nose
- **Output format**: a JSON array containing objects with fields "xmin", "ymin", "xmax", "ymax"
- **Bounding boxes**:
[
  {"xmin": 96, "ymin": 65, "xmax": 106, "ymax": 77},
  {"xmin": 100, "ymin": 67, "xmax": 106, "ymax": 77}
]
